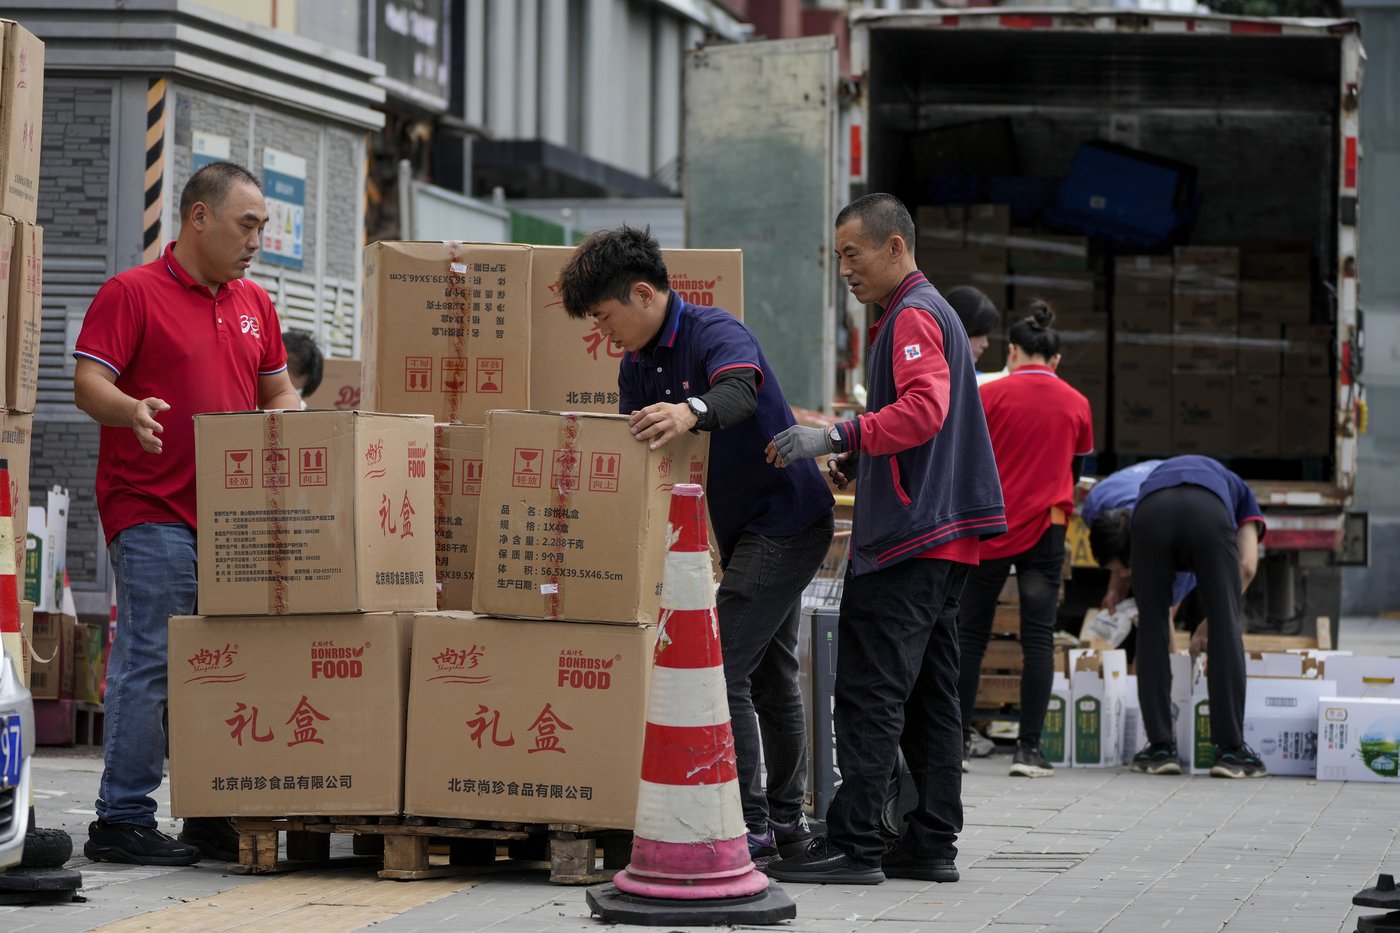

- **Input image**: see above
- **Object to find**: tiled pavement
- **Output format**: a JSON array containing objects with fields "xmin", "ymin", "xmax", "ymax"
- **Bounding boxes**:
[
  {"xmin": 5, "ymin": 615, "xmax": 1397, "ymax": 932},
  {"xmin": 4, "ymin": 750, "xmax": 1392, "ymax": 932}
]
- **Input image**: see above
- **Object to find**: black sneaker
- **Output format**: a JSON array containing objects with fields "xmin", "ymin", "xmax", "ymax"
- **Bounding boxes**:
[
  {"xmin": 962, "ymin": 736, "xmax": 972, "ymax": 774},
  {"xmin": 747, "ymin": 826, "xmax": 779, "ymax": 870},
  {"xmin": 770, "ymin": 813, "xmax": 822, "ymax": 858},
  {"xmin": 765, "ymin": 836, "xmax": 885, "ymax": 885},
  {"xmin": 1008, "ymin": 742, "xmax": 1054, "ymax": 778},
  {"xmin": 84, "ymin": 820, "xmax": 201, "ymax": 866},
  {"xmin": 1210, "ymin": 745, "xmax": 1269, "ymax": 779},
  {"xmin": 882, "ymin": 841, "xmax": 959, "ymax": 882},
  {"xmin": 1129, "ymin": 742, "xmax": 1183, "ymax": 775},
  {"xmin": 179, "ymin": 816, "xmax": 240, "ymax": 862}
]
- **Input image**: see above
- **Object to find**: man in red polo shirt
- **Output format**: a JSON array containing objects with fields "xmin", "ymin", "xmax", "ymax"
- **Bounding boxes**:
[{"xmin": 72, "ymin": 162, "xmax": 301, "ymax": 866}]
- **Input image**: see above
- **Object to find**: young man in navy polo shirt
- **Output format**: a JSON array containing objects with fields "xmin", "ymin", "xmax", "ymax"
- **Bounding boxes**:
[
  {"xmin": 557, "ymin": 226, "xmax": 835, "ymax": 867},
  {"xmin": 768, "ymin": 194, "xmax": 1006, "ymax": 885},
  {"xmin": 74, "ymin": 162, "xmax": 302, "ymax": 865},
  {"xmin": 1087, "ymin": 456, "xmax": 1267, "ymax": 778}
]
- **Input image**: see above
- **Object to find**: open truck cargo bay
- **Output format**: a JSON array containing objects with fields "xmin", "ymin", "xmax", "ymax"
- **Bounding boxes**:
[{"xmin": 684, "ymin": 9, "xmax": 1365, "ymax": 636}]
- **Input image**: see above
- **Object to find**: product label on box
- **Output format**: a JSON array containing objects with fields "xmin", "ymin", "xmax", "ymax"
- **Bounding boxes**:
[
  {"xmin": 1042, "ymin": 693, "xmax": 1067, "ymax": 763},
  {"xmin": 1193, "ymin": 699, "xmax": 1215, "ymax": 768},
  {"xmin": 1074, "ymin": 695, "xmax": 1102, "ymax": 765},
  {"xmin": 1253, "ymin": 728, "xmax": 1317, "ymax": 765}
]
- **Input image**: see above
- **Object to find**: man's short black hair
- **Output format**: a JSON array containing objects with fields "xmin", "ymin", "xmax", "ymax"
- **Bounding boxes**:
[
  {"xmin": 557, "ymin": 225, "xmax": 670, "ymax": 319},
  {"xmin": 945, "ymin": 285, "xmax": 1000, "ymax": 338},
  {"xmin": 1089, "ymin": 509, "xmax": 1133, "ymax": 568},
  {"xmin": 283, "ymin": 329, "xmax": 324, "ymax": 397},
  {"xmin": 180, "ymin": 161, "xmax": 262, "ymax": 223},
  {"xmin": 835, "ymin": 193, "xmax": 916, "ymax": 255}
]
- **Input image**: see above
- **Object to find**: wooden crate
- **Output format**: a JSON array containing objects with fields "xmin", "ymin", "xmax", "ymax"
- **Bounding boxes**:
[{"xmin": 231, "ymin": 815, "xmax": 631, "ymax": 884}]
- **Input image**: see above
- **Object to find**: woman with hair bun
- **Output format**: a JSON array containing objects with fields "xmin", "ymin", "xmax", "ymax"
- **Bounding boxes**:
[{"xmin": 956, "ymin": 299, "xmax": 1094, "ymax": 778}]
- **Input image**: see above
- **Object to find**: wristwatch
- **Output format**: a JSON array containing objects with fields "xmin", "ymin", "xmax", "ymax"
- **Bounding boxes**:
[
  {"xmin": 685, "ymin": 396, "xmax": 710, "ymax": 430},
  {"xmin": 828, "ymin": 425, "xmax": 847, "ymax": 454}
]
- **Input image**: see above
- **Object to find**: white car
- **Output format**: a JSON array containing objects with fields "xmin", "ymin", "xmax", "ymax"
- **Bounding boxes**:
[{"xmin": 0, "ymin": 639, "xmax": 34, "ymax": 870}]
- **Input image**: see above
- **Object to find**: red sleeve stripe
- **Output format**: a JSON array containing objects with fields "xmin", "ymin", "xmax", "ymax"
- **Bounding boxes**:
[
  {"xmin": 710, "ymin": 362, "xmax": 763, "ymax": 390},
  {"xmin": 259, "ymin": 364, "xmax": 289, "ymax": 376},
  {"xmin": 875, "ymin": 515, "xmax": 1006, "ymax": 564}
]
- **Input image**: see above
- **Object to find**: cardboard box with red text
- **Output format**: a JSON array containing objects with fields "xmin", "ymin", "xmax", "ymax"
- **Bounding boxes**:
[
  {"xmin": 313, "ymin": 358, "xmax": 362, "ymax": 410},
  {"xmin": 195, "ymin": 410, "xmax": 436, "ymax": 615},
  {"xmin": 435, "ymin": 423, "xmax": 485, "ymax": 610},
  {"xmin": 168, "ymin": 613, "xmax": 414, "ymax": 816},
  {"xmin": 528, "ymin": 246, "xmax": 745, "ymax": 413},
  {"xmin": 2, "ymin": 410, "xmax": 31, "ymax": 574},
  {"xmin": 0, "ymin": 20, "xmax": 43, "ymax": 224},
  {"xmin": 6, "ymin": 220, "xmax": 40, "ymax": 412},
  {"xmin": 26, "ymin": 611, "xmax": 74, "ymax": 700},
  {"xmin": 472, "ymin": 410, "xmax": 708, "ymax": 625},
  {"xmin": 404, "ymin": 612, "xmax": 656, "ymax": 826},
  {"xmin": 361, "ymin": 242, "xmax": 532, "ymax": 423}
]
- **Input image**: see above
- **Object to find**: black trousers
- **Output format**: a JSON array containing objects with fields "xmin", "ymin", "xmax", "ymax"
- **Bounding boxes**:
[
  {"xmin": 1131, "ymin": 485, "xmax": 1247, "ymax": 750},
  {"xmin": 826, "ymin": 557, "xmax": 969, "ymax": 866},
  {"xmin": 956, "ymin": 524, "xmax": 1066, "ymax": 746}
]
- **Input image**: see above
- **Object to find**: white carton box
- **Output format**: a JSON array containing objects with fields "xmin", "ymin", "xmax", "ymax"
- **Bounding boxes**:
[
  {"xmin": 1320, "ymin": 656, "xmax": 1400, "ymax": 700},
  {"xmin": 1317, "ymin": 696, "xmax": 1400, "ymax": 783},
  {"xmin": 1120, "ymin": 674, "xmax": 1149, "ymax": 765},
  {"xmin": 1068, "ymin": 649, "xmax": 1128, "ymax": 768},
  {"xmin": 1245, "ymin": 651, "xmax": 1313, "ymax": 679},
  {"xmin": 1170, "ymin": 652, "xmax": 1213, "ymax": 773},
  {"xmin": 1242, "ymin": 677, "xmax": 1336, "ymax": 777},
  {"xmin": 1042, "ymin": 672, "xmax": 1072, "ymax": 767}
]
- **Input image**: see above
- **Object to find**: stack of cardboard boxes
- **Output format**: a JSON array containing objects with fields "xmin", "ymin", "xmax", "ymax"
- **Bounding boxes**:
[
  {"xmin": 2, "ymin": 20, "xmax": 47, "ymax": 724},
  {"xmin": 170, "ymin": 238, "xmax": 732, "ymax": 831}
]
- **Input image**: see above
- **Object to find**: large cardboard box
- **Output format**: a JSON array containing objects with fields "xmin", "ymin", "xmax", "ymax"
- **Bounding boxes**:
[
  {"xmin": 1174, "ymin": 324, "xmax": 1239, "ymax": 374},
  {"xmin": 914, "ymin": 205, "xmax": 965, "ymax": 250},
  {"xmin": 1120, "ymin": 674, "xmax": 1149, "ymax": 766},
  {"xmin": 1009, "ymin": 232, "xmax": 1089, "ymax": 274},
  {"xmin": 1242, "ymin": 677, "xmax": 1336, "ymax": 777},
  {"xmin": 27, "ymin": 611, "xmax": 75, "ymax": 700},
  {"xmin": 1173, "ymin": 246, "xmax": 1240, "ymax": 288},
  {"xmin": 1174, "ymin": 374, "xmax": 1232, "ymax": 454},
  {"xmin": 1321, "ymin": 656, "xmax": 1400, "ymax": 700},
  {"xmin": 1013, "ymin": 271, "xmax": 1096, "ymax": 316},
  {"xmin": 1278, "ymin": 377, "xmax": 1332, "ymax": 457},
  {"xmin": 1317, "ymin": 697, "xmax": 1400, "ymax": 783},
  {"xmin": 312, "ymin": 357, "xmax": 362, "ymax": 410},
  {"xmin": 1115, "ymin": 290, "xmax": 1171, "ymax": 335},
  {"xmin": 1239, "ymin": 281, "xmax": 1309, "ymax": 326},
  {"xmin": 965, "ymin": 203, "xmax": 1012, "ymax": 245},
  {"xmin": 1068, "ymin": 649, "xmax": 1128, "ymax": 768},
  {"xmin": 1, "ymin": 410, "xmax": 30, "ymax": 573},
  {"xmin": 472, "ymin": 410, "xmax": 709, "ymax": 625},
  {"xmin": 1115, "ymin": 254, "xmax": 1174, "ymax": 279},
  {"xmin": 404, "ymin": 612, "xmax": 656, "ymax": 826},
  {"xmin": 434, "ymin": 423, "xmax": 485, "ymax": 610},
  {"xmin": 195, "ymin": 410, "xmax": 436, "ymax": 615},
  {"xmin": 527, "ymin": 246, "xmax": 744, "ymax": 413},
  {"xmin": 1283, "ymin": 324, "xmax": 1331, "ymax": 377},
  {"xmin": 1231, "ymin": 375, "xmax": 1280, "ymax": 457},
  {"xmin": 1236, "ymin": 323, "xmax": 1282, "ymax": 375},
  {"xmin": 1115, "ymin": 369, "xmax": 1172, "ymax": 455},
  {"xmin": 168, "ymin": 613, "xmax": 415, "ymax": 816},
  {"xmin": 361, "ymin": 241, "xmax": 532, "ymax": 423},
  {"xmin": 1173, "ymin": 289, "xmax": 1238, "ymax": 329},
  {"xmin": 6, "ymin": 220, "xmax": 40, "ymax": 412},
  {"xmin": 0, "ymin": 20, "xmax": 43, "ymax": 224}
]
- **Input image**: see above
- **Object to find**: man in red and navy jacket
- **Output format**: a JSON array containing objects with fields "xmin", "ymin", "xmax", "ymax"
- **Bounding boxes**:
[{"xmin": 768, "ymin": 194, "xmax": 1005, "ymax": 886}]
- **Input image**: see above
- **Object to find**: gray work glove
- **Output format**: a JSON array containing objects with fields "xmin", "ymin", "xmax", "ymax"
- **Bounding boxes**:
[{"xmin": 770, "ymin": 424, "xmax": 836, "ymax": 466}]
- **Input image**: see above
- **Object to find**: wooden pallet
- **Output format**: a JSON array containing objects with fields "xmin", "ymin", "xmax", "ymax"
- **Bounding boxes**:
[{"xmin": 231, "ymin": 815, "xmax": 632, "ymax": 884}]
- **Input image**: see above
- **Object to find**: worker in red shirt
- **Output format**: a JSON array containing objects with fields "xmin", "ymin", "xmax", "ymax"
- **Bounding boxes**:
[
  {"xmin": 73, "ymin": 162, "xmax": 302, "ymax": 866},
  {"xmin": 956, "ymin": 301, "xmax": 1093, "ymax": 779}
]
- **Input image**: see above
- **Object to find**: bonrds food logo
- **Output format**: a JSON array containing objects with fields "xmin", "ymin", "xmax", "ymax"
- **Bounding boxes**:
[
  {"xmin": 557, "ymin": 648, "xmax": 620, "ymax": 690},
  {"xmin": 310, "ymin": 639, "xmax": 370, "ymax": 679}
]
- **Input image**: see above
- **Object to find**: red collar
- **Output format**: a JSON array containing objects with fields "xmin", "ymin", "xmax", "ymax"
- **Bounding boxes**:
[{"xmin": 1009, "ymin": 363, "xmax": 1058, "ymax": 377}]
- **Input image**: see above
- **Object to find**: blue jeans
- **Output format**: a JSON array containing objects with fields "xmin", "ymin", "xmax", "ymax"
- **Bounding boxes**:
[
  {"xmin": 717, "ymin": 514, "xmax": 834, "ymax": 833},
  {"xmin": 97, "ymin": 523, "xmax": 198, "ymax": 826}
]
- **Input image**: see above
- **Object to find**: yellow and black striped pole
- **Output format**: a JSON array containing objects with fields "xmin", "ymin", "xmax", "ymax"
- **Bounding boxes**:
[{"xmin": 142, "ymin": 77, "xmax": 167, "ymax": 263}]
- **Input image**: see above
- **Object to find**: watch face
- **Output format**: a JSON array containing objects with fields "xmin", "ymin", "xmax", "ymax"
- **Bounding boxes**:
[{"xmin": 689, "ymin": 397, "xmax": 708, "ymax": 414}]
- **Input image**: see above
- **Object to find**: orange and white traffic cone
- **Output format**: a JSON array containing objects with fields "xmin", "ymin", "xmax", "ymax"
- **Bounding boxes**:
[
  {"xmin": 586, "ymin": 483, "xmax": 796, "ymax": 926},
  {"xmin": 0, "ymin": 458, "xmax": 22, "ymax": 684}
]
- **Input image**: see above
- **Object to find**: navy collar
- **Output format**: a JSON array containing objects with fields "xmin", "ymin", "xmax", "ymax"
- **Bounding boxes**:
[{"xmin": 628, "ymin": 291, "xmax": 685, "ymax": 362}]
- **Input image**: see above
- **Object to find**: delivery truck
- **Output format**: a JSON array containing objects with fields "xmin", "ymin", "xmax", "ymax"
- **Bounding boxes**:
[{"xmin": 684, "ymin": 9, "xmax": 1367, "ymax": 640}]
